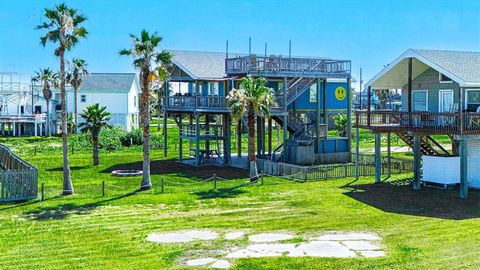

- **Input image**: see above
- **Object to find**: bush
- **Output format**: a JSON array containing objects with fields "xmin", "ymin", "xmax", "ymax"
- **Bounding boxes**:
[
  {"xmin": 99, "ymin": 127, "xmax": 123, "ymax": 151},
  {"xmin": 120, "ymin": 128, "xmax": 143, "ymax": 146}
]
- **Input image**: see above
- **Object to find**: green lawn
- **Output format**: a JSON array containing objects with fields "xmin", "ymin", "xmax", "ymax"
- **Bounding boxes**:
[{"xmin": 0, "ymin": 130, "xmax": 477, "ymax": 269}]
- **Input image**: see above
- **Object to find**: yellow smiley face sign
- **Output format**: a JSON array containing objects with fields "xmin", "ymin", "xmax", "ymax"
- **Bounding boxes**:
[{"xmin": 335, "ymin": 86, "xmax": 347, "ymax": 101}]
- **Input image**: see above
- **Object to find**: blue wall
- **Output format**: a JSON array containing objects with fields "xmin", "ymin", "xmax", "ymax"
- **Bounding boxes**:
[
  {"xmin": 318, "ymin": 138, "xmax": 349, "ymax": 153},
  {"xmin": 187, "ymin": 81, "xmax": 226, "ymax": 96},
  {"xmin": 288, "ymin": 81, "xmax": 349, "ymax": 111}
]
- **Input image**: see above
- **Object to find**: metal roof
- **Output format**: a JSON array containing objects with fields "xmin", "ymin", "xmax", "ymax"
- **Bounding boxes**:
[{"xmin": 79, "ymin": 73, "xmax": 137, "ymax": 91}]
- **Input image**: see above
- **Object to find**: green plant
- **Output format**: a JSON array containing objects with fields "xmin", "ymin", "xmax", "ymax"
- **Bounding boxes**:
[
  {"xmin": 119, "ymin": 30, "xmax": 172, "ymax": 190},
  {"xmin": 32, "ymin": 68, "xmax": 58, "ymax": 136},
  {"xmin": 67, "ymin": 58, "xmax": 89, "ymax": 133},
  {"xmin": 334, "ymin": 113, "xmax": 348, "ymax": 137},
  {"xmin": 78, "ymin": 103, "xmax": 112, "ymax": 165},
  {"xmin": 227, "ymin": 76, "xmax": 275, "ymax": 181}
]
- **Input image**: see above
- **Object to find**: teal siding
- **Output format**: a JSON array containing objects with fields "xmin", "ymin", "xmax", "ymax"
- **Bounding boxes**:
[{"xmin": 401, "ymin": 68, "xmax": 460, "ymax": 112}]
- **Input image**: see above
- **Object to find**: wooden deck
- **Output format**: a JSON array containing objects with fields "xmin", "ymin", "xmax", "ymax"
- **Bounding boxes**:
[{"xmin": 355, "ymin": 110, "xmax": 480, "ymax": 135}]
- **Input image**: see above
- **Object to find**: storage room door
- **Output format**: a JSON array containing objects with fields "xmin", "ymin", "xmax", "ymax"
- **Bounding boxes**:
[{"xmin": 468, "ymin": 140, "xmax": 480, "ymax": 188}]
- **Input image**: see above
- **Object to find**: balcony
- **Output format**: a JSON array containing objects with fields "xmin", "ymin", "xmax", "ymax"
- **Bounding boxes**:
[
  {"xmin": 225, "ymin": 55, "xmax": 351, "ymax": 78},
  {"xmin": 355, "ymin": 110, "xmax": 480, "ymax": 135},
  {"xmin": 166, "ymin": 96, "xmax": 228, "ymax": 112}
]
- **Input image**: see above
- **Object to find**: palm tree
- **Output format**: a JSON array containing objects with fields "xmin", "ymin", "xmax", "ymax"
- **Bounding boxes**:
[
  {"xmin": 119, "ymin": 30, "xmax": 172, "ymax": 190},
  {"xmin": 227, "ymin": 76, "xmax": 275, "ymax": 181},
  {"xmin": 36, "ymin": 3, "xmax": 88, "ymax": 195},
  {"xmin": 32, "ymin": 68, "xmax": 57, "ymax": 136},
  {"xmin": 67, "ymin": 58, "xmax": 88, "ymax": 133},
  {"xmin": 79, "ymin": 103, "xmax": 112, "ymax": 165}
]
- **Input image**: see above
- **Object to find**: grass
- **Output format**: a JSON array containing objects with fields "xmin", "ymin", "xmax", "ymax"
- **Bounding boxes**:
[{"xmin": 0, "ymin": 129, "xmax": 475, "ymax": 269}]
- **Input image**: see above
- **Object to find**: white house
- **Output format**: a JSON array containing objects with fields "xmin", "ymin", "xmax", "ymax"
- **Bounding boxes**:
[{"xmin": 53, "ymin": 73, "xmax": 140, "ymax": 132}]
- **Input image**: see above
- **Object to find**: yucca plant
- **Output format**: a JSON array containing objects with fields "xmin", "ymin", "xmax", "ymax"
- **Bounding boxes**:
[{"xmin": 227, "ymin": 76, "xmax": 275, "ymax": 181}]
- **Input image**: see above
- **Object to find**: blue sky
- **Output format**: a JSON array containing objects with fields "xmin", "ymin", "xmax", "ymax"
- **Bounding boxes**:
[{"xmin": 0, "ymin": 0, "xmax": 479, "ymax": 90}]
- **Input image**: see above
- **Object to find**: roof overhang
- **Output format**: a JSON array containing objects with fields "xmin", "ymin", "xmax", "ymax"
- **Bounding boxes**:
[{"xmin": 366, "ymin": 49, "xmax": 472, "ymax": 89}]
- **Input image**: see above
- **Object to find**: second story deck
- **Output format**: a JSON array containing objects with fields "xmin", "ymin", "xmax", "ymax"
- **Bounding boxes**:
[{"xmin": 225, "ymin": 55, "xmax": 351, "ymax": 78}]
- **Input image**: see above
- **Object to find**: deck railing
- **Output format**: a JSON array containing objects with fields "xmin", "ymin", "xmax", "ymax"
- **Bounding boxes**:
[
  {"xmin": 166, "ymin": 96, "xmax": 228, "ymax": 111},
  {"xmin": 355, "ymin": 110, "xmax": 480, "ymax": 134},
  {"xmin": 0, "ymin": 144, "xmax": 38, "ymax": 202},
  {"xmin": 225, "ymin": 55, "xmax": 351, "ymax": 77},
  {"xmin": 0, "ymin": 113, "xmax": 47, "ymax": 123}
]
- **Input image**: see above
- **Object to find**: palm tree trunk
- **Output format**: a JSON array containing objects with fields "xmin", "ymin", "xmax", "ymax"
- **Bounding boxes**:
[
  {"xmin": 74, "ymin": 87, "xmax": 78, "ymax": 133},
  {"xmin": 157, "ymin": 94, "xmax": 161, "ymax": 132},
  {"xmin": 248, "ymin": 108, "xmax": 258, "ymax": 182},
  {"xmin": 60, "ymin": 49, "xmax": 73, "ymax": 195},
  {"xmin": 46, "ymin": 99, "xmax": 50, "ymax": 137},
  {"xmin": 140, "ymin": 69, "xmax": 151, "ymax": 190},
  {"xmin": 93, "ymin": 132, "xmax": 99, "ymax": 165}
]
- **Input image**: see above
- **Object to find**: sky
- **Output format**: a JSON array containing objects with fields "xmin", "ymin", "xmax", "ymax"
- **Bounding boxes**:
[{"xmin": 0, "ymin": 0, "xmax": 479, "ymax": 91}]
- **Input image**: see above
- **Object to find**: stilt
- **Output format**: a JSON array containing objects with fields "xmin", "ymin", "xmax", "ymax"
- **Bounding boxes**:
[
  {"xmin": 413, "ymin": 135, "xmax": 422, "ymax": 190},
  {"xmin": 257, "ymin": 116, "xmax": 261, "ymax": 156},
  {"xmin": 12, "ymin": 122, "xmax": 16, "ymax": 137},
  {"xmin": 195, "ymin": 114, "xmax": 200, "ymax": 166},
  {"xmin": 283, "ymin": 114, "xmax": 288, "ymax": 162},
  {"xmin": 375, "ymin": 133, "xmax": 381, "ymax": 183},
  {"xmin": 316, "ymin": 78, "xmax": 321, "ymax": 150},
  {"xmin": 387, "ymin": 133, "xmax": 391, "ymax": 176},
  {"xmin": 179, "ymin": 115, "xmax": 183, "ymax": 162},
  {"xmin": 34, "ymin": 121, "xmax": 38, "ymax": 136},
  {"xmin": 189, "ymin": 114, "xmax": 193, "ymax": 151},
  {"xmin": 205, "ymin": 114, "xmax": 210, "ymax": 155},
  {"xmin": 237, "ymin": 120, "xmax": 242, "ymax": 157},
  {"xmin": 460, "ymin": 139, "xmax": 468, "ymax": 199},
  {"xmin": 347, "ymin": 76, "xmax": 352, "ymax": 156},
  {"xmin": 223, "ymin": 114, "xmax": 231, "ymax": 164},
  {"xmin": 267, "ymin": 117, "xmax": 272, "ymax": 157},
  {"xmin": 163, "ymin": 110, "xmax": 168, "ymax": 157},
  {"xmin": 355, "ymin": 125, "xmax": 360, "ymax": 180}
]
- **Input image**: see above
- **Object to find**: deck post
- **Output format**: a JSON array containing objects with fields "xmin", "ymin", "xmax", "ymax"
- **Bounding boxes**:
[
  {"xmin": 367, "ymin": 86, "xmax": 371, "ymax": 126},
  {"xmin": 413, "ymin": 134, "xmax": 422, "ymax": 190},
  {"xmin": 223, "ymin": 114, "xmax": 231, "ymax": 164},
  {"xmin": 195, "ymin": 113, "xmax": 200, "ymax": 166},
  {"xmin": 460, "ymin": 139, "xmax": 468, "ymax": 199},
  {"xmin": 163, "ymin": 80, "xmax": 169, "ymax": 157},
  {"xmin": 179, "ymin": 115, "xmax": 183, "ymax": 162},
  {"xmin": 316, "ymin": 78, "xmax": 321, "ymax": 150},
  {"xmin": 322, "ymin": 78, "xmax": 328, "ymax": 138},
  {"xmin": 355, "ymin": 124, "xmax": 360, "ymax": 180},
  {"xmin": 459, "ymin": 87, "xmax": 464, "ymax": 134},
  {"xmin": 408, "ymin": 57, "xmax": 413, "ymax": 128},
  {"xmin": 237, "ymin": 120, "xmax": 242, "ymax": 157},
  {"xmin": 375, "ymin": 133, "xmax": 381, "ymax": 183},
  {"xmin": 34, "ymin": 121, "xmax": 38, "ymax": 137},
  {"xmin": 267, "ymin": 117, "xmax": 272, "ymax": 157},
  {"xmin": 205, "ymin": 114, "xmax": 210, "ymax": 155},
  {"xmin": 387, "ymin": 133, "xmax": 391, "ymax": 176},
  {"xmin": 347, "ymin": 76, "xmax": 352, "ymax": 157},
  {"xmin": 283, "ymin": 77, "xmax": 288, "ymax": 162}
]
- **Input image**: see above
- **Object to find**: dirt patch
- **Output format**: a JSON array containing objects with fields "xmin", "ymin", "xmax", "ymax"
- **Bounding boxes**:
[{"xmin": 103, "ymin": 159, "xmax": 248, "ymax": 180}]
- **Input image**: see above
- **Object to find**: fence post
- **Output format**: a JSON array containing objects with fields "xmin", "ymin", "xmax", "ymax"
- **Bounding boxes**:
[
  {"xmin": 161, "ymin": 177, "xmax": 164, "ymax": 193},
  {"xmin": 260, "ymin": 170, "xmax": 264, "ymax": 185},
  {"xmin": 41, "ymin": 182, "xmax": 44, "ymax": 201},
  {"xmin": 34, "ymin": 146, "xmax": 37, "ymax": 156},
  {"xmin": 213, "ymin": 174, "xmax": 217, "ymax": 190},
  {"xmin": 102, "ymin": 180, "xmax": 105, "ymax": 197}
]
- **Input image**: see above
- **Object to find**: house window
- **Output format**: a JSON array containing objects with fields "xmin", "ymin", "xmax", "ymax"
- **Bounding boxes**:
[
  {"xmin": 309, "ymin": 84, "xmax": 317, "ymax": 103},
  {"xmin": 466, "ymin": 90, "xmax": 480, "ymax": 112},
  {"xmin": 81, "ymin": 95, "xmax": 86, "ymax": 103},
  {"xmin": 133, "ymin": 96, "xmax": 137, "ymax": 107},
  {"xmin": 439, "ymin": 73, "xmax": 453, "ymax": 83},
  {"xmin": 208, "ymin": 82, "xmax": 219, "ymax": 95},
  {"xmin": 412, "ymin": 90, "xmax": 428, "ymax": 112}
]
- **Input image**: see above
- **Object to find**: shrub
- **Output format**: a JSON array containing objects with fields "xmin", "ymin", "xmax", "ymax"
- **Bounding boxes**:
[
  {"xmin": 120, "ymin": 128, "xmax": 143, "ymax": 146},
  {"xmin": 99, "ymin": 127, "xmax": 123, "ymax": 151}
]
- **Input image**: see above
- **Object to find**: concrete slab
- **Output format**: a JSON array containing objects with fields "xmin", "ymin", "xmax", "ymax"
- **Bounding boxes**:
[
  {"xmin": 211, "ymin": 260, "xmax": 231, "ymax": 269},
  {"xmin": 342, "ymin": 241, "xmax": 382, "ymax": 251},
  {"xmin": 314, "ymin": 232, "xmax": 381, "ymax": 241},
  {"xmin": 185, "ymin": 258, "xmax": 217, "ymax": 266},
  {"xmin": 147, "ymin": 230, "xmax": 218, "ymax": 243},
  {"xmin": 248, "ymin": 233, "xmax": 295, "ymax": 243},
  {"xmin": 299, "ymin": 241, "xmax": 356, "ymax": 258},
  {"xmin": 225, "ymin": 231, "xmax": 245, "ymax": 240}
]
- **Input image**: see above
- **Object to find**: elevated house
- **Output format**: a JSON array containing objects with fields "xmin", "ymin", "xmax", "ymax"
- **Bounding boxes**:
[
  {"xmin": 355, "ymin": 49, "xmax": 480, "ymax": 198},
  {"xmin": 163, "ymin": 50, "xmax": 352, "ymax": 169}
]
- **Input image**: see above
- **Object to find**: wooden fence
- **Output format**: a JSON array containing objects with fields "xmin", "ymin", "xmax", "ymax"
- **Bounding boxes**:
[
  {"xmin": 257, "ymin": 153, "xmax": 413, "ymax": 181},
  {"xmin": 0, "ymin": 144, "xmax": 38, "ymax": 202}
]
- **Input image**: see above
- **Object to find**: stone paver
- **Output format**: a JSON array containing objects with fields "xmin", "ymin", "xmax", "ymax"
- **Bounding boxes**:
[
  {"xmin": 342, "ymin": 240, "xmax": 382, "ymax": 251},
  {"xmin": 211, "ymin": 260, "xmax": 231, "ymax": 269},
  {"xmin": 185, "ymin": 258, "xmax": 217, "ymax": 266},
  {"xmin": 248, "ymin": 233, "xmax": 295, "ymax": 243},
  {"xmin": 225, "ymin": 231, "xmax": 245, "ymax": 240},
  {"xmin": 315, "ymin": 233, "xmax": 381, "ymax": 241},
  {"xmin": 359, "ymin": 250, "xmax": 386, "ymax": 258},
  {"xmin": 147, "ymin": 230, "xmax": 218, "ymax": 243},
  {"xmin": 299, "ymin": 241, "xmax": 356, "ymax": 258}
]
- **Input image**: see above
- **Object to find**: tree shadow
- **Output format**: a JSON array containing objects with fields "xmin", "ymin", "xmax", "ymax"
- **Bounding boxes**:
[
  {"xmin": 101, "ymin": 159, "xmax": 248, "ymax": 180},
  {"xmin": 46, "ymin": 165, "xmax": 91, "ymax": 172},
  {"xmin": 343, "ymin": 179, "xmax": 480, "ymax": 220},
  {"xmin": 193, "ymin": 185, "xmax": 247, "ymax": 200},
  {"xmin": 22, "ymin": 190, "xmax": 138, "ymax": 221}
]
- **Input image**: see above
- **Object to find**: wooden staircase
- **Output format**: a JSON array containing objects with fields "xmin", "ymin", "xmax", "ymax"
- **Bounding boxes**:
[{"xmin": 396, "ymin": 132, "xmax": 451, "ymax": 156}]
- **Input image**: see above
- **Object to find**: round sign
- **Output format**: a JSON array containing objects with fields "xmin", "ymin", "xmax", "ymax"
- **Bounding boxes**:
[{"xmin": 335, "ymin": 86, "xmax": 347, "ymax": 101}]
